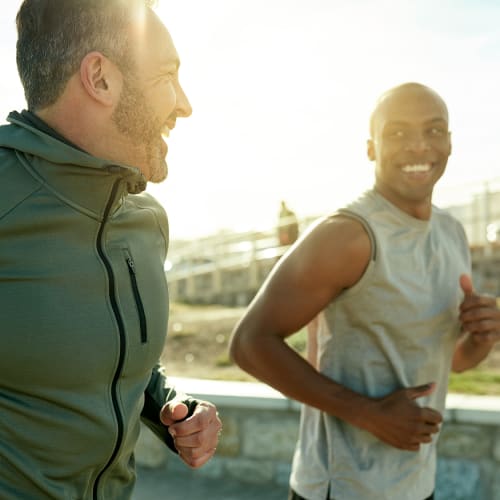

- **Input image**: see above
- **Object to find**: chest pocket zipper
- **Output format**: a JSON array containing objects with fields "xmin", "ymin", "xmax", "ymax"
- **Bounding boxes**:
[{"xmin": 125, "ymin": 252, "xmax": 148, "ymax": 343}]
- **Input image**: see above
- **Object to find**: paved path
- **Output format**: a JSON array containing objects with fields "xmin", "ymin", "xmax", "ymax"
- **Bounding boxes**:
[{"xmin": 133, "ymin": 466, "xmax": 289, "ymax": 500}]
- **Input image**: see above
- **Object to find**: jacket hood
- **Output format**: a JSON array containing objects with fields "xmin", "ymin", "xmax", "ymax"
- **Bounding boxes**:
[{"xmin": 1, "ymin": 111, "xmax": 147, "ymax": 195}]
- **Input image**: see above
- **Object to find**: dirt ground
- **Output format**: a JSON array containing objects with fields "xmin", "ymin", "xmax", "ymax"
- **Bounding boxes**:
[
  {"xmin": 161, "ymin": 303, "xmax": 500, "ymax": 383},
  {"xmin": 160, "ymin": 303, "xmax": 256, "ymax": 382}
]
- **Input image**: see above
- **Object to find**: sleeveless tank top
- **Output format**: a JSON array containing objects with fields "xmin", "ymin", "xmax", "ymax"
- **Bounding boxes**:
[{"xmin": 290, "ymin": 189, "xmax": 471, "ymax": 500}]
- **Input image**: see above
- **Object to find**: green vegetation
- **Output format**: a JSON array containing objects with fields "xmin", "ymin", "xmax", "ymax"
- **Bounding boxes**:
[
  {"xmin": 448, "ymin": 369, "xmax": 500, "ymax": 396},
  {"xmin": 166, "ymin": 303, "xmax": 500, "ymax": 395},
  {"xmin": 215, "ymin": 353, "xmax": 233, "ymax": 368},
  {"xmin": 286, "ymin": 328, "xmax": 307, "ymax": 353}
]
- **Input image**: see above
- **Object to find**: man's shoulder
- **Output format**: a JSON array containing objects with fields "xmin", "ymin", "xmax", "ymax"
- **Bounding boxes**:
[
  {"xmin": 127, "ymin": 191, "xmax": 165, "ymax": 212},
  {"xmin": 0, "ymin": 145, "xmax": 41, "ymax": 221},
  {"xmin": 431, "ymin": 205, "xmax": 469, "ymax": 251},
  {"xmin": 125, "ymin": 191, "xmax": 169, "ymax": 237},
  {"xmin": 303, "ymin": 213, "xmax": 373, "ymax": 271},
  {"xmin": 432, "ymin": 204, "xmax": 465, "ymax": 230}
]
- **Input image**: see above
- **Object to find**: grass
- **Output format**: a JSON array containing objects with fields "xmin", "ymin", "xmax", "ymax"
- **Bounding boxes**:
[
  {"xmin": 448, "ymin": 369, "xmax": 500, "ymax": 396},
  {"xmin": 286, "ymin": 328, "xmax": 307, "ymax": 352},
  {"xmin": 166, "ymin": 303, "xmax": 500, "ymax": 395}
]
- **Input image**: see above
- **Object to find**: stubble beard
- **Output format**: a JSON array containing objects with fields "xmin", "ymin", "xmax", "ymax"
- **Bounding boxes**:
[{"xmin": 112, "ymin": 77, "xmax": 168, "ymax": 183}]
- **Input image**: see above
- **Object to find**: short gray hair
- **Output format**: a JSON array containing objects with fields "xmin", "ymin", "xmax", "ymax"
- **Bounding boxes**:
[{"xmin": 16, "ymin": 0, "xmax": 156, "ymax": 110}]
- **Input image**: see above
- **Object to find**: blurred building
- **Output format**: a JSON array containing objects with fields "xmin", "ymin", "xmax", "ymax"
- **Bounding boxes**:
[{"xmin": 442, "ymin": 178, "xmax": 500, "ymax": 296}]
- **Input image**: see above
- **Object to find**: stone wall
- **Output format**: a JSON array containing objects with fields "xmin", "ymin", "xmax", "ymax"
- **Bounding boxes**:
[{"xmin": 135, "ymin": 378, "xmax": 500, "ymax": 500}]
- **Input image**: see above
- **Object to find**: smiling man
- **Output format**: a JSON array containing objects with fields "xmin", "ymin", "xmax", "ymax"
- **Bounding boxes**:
[
  {"xmin": 368, "ymin": 83, "xmax": 451, "ymax": 216},
  {"xmin": 230, "ymin": 82, "xmax": 500, "ymax": 500},
  {"xmin": 0, "ymin": 1, "xmax": 221, "ymax": 499}
]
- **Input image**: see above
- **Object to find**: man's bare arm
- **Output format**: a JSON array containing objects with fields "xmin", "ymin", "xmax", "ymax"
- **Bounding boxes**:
[{"xmin": 229, "ymin": 215, "xmax": 442, "ymax": 451}]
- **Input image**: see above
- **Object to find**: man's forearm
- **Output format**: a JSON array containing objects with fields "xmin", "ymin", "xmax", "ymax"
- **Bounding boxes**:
[
  {"xmin": 231, "ymin": 331, "xmax": 373, "ymax": 426},
  {"xmin": 452, "ymin": 334, "xmax": 493, "ymax": 372},
  {"xmin": 231, "ymin": 329, "xmax": 444, "ymax": 450}
]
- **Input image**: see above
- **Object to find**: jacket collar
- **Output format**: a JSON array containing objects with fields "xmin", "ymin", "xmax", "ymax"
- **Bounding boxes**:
[
  {"xmin": 2, "ymin": 111, "xmax": 147, "ymax": 219},
  {"xmin": 19, "ymin": 110, "xmax": 85, "ymax": 152}
]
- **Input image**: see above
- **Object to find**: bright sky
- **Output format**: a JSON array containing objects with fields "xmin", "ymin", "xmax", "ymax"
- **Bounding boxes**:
[{"xmin": 2, "ymin": 1, "xmax": 500, "ymax": 239}]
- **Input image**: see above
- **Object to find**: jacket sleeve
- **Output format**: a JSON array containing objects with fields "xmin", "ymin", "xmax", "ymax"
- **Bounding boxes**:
[{"xmin": 140, "ymin": 364, "xmax": 198, "ymax": 453}]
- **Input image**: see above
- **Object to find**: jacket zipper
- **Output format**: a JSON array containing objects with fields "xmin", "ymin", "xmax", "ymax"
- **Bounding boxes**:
[
  {"xmin": 92, "ymin": 180, "xmax": 126, "ymax": 500},
  {"xmin": 125, "ymin": 253, "xmax": 148, "ymax": 343}
]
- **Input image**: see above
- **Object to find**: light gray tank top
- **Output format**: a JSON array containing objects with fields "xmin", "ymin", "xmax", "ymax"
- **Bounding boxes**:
[{"xmin": 290, "ymin": 189, "xmax": 471, "ymax": 500}]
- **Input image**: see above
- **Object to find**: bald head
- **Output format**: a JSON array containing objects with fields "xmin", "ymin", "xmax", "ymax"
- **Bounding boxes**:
[
  {"xmin": 369, "ymin": 83, "xmax": 449, "ymax": 139},
  {"xmin": 366, "ymin": 82, "xmax": 452, "ymax": 218}
]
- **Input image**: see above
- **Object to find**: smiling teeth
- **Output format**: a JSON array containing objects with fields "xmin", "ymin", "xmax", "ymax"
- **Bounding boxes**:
[{"xmin": 402, "ymin": 164, "xmax": 431, "ymax": 173}]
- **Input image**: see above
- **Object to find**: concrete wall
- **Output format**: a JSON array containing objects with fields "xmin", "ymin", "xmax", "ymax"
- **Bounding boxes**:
[{"xmin": 136, "ymin": 378, "xmax": 500, "ymax": 500}]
